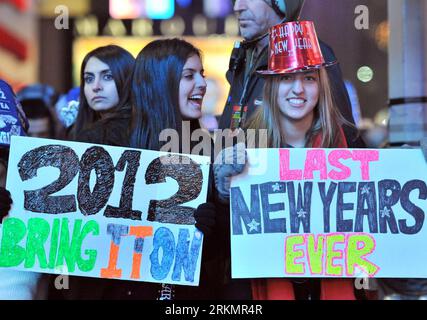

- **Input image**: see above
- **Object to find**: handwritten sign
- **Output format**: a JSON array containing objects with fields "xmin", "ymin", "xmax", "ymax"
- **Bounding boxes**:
[
  {"xmin": 0, "ymin": 136, "xmax": 210, "ymax": 286},
  {"xmin": 230, "ymin": 148, "xmax": 427, "ymax": 279}
]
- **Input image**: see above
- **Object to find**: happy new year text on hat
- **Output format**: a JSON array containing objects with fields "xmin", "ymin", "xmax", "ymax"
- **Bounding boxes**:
[{"xmin": 258, "ymin": 20, "xmax": 335, "ymax": 75}]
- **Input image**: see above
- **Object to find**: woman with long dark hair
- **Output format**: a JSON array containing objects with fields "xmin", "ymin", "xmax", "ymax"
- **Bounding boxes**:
[
  {"xmin": 55, "ymin": 45, "xmax": 135, "ymax": 300},
  {"xmin": 71, "ymin": 45, "xmax": 135, "ymax": 146},
  {"xmin": 98, "ymin": 38, "xmax": 218, "ymax": 300},
  {"xmin": 130, "ymin": 39, "xmax": 207, "ymax": 152}
]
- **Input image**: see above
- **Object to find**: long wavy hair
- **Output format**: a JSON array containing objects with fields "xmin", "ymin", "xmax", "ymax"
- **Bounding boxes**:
[
  {"xmin": 246, "ymin": 68, "xmax": 349, "ymax": 148},
  {"xmin": 72, "ymin": 45, "xmax": 135, "ymax": 139},
  {"xmin": 130, "ymin": 38, "xmax": 202, "ymax": 151}
]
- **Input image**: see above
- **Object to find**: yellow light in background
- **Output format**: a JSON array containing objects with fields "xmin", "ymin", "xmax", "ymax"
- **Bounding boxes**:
[
  {"xmin": 160, "ymin": 16, "xmax": 185, "ymax": 36},
  {"xmin": 357, "ymin": 66, "xmax": 374, "ymax": 83},
  {"xmin": 374, "ymin": 108, "xmax": 389, "ymax": 127},
  {"xmin": 38, "ymin": 0, "xmax": 90, "ymax": 17},
  {"xmin": 193, "ymin": 14, "xmax": 208, "ymax": 36},
  {"xmin": 74, "ymin": 15, "xmax": 98, "ymax": 37},
  {"xmin": 225, "ymin": 15, "xmax": 239, "ymax": 37},
  {"xmin": 375, "ymin": 21, "xmax": 389, "ymax": 52},
  {"xmin": 132, "ymin": 19, "xmax": 154, "ymax": 37},
  {"xmin": 103, "ymin": 19, "xmax": 127, "ymax": 36}
]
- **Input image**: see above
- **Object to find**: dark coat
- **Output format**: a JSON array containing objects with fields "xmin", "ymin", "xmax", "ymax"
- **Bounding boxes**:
[
  {"xmin": 218, "ymin": 40, "xmax": 366, "ymax": 148},
  {"xmin": 75, "ymin": 115, "xmax": 131, "ymax": 147}
]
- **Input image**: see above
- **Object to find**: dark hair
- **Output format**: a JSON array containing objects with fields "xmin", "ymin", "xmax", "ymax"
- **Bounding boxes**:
[
  {"xmin": 130, "ymin": 38, "xmax": 202, "ymax": 151},
  {"xmin": 21, "ymin": 99, "xmax": 55, "ymax": 138},
  {"xmin": 72, "ymin": 45, "xmax": 135, "ymax": 139}
]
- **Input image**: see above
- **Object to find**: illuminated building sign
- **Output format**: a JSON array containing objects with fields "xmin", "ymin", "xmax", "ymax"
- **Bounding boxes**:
[
  {"xmin": 176, "ymin": 0, "xmax": 192, "ymax": 8},
  {"xmin": 110, "ymin": 0, "xmax": 174, "ymax": 20},
  {"xmin": 203, "ymin": 0, "xmax": 232, "ymax": 18}
]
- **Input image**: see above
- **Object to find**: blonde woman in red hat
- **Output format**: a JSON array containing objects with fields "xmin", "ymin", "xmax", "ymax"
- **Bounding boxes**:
[{"xmin": 246, "ymin": 21, "xmax": 356, "ymax": 300}]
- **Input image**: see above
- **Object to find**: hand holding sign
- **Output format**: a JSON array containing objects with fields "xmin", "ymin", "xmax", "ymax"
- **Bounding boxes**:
[
  {"xmin": 194, "ymin": 202, "xmax": 216, "ymax": 237},
  {"xmin": 214, "ymin": 143, "xmax": 247, "ymax": 203}
]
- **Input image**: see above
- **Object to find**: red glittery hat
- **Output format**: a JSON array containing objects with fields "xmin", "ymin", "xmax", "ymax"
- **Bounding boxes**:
[{"xmin": 258, "ymin": 20, "xmax": 336, "ymax": 75}]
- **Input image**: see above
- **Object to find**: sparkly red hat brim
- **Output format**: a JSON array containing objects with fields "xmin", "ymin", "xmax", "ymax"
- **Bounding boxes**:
[{"xmin": 257, "ymin": 60, "xmax": 338, "ymax": 76}]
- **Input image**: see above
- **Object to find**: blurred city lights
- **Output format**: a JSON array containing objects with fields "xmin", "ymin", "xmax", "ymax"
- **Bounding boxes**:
[
  {"xmin": 193, "ymin": 14, "xmax": 208, "ymax": 36},
  {"xmin": 109, "ymin": 0, "xmax": 174, "ymax": 20},
  {"xmin": 357, "ymin": 66, "xmax": 374, "ymax": 83},
  {"xmin": 132, "ymin": 19, "xmax": 153, "ymax": 37},
  {"xmin": 375, "ymin": 21, "xmax": 389, "ymax": 52},
  {"xmin": 109, "ymin": 0, "xmax": 144, "ymax": 19},
  {"xmin": 176, "ymin": 0, "xmax": 192, "ymax": 8},
  {"xmin": 203, "ymin": 0, "xmax": 232, "ymax": 18},
  {"xmin": 146, "ymin": 0, "xmax": 175, "ymax": 19},
  {"xmin": 160, "ymin": 16, "xmax": 185, "ymax": 36},
  {"xmin": 224, "ymin": 15, "xmax": 239, "ymax": 36}
]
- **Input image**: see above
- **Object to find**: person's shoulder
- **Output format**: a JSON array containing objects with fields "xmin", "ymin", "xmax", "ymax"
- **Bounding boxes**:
[
  {"xmin": 75, "ymin": 119, "xmax": 107, "ymax": 143},
  {"xmin": 342, "ymin": 124, "xmax": 367, "ymax": 148}
]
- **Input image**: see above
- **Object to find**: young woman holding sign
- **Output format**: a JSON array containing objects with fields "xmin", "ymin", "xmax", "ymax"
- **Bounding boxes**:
[
  {"xmin": 214, "ymin": 21, "xmax": 359, "ymax": 300},
  {"xmin": 70, "ymin": 45, "xmax": 135, "ymax": 147},
  {"xmin": 58, "ymin": 45, "xmax": 135, "ymax": 300},
  {"xmin": 95, "ymin": 38, "xmax": 218, "ymax": 300},
  {"xmin": 247, "ymin": 21, "xmax": 356, "ymax": 300}
]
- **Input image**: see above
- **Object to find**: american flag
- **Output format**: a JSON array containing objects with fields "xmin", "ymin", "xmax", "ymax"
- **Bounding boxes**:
[{"xmin": 0, "ymin": 0, "xmax": 35, "ymax": 90}]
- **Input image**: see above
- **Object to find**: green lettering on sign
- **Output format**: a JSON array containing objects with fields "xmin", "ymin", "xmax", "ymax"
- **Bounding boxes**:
[{"xmin": 0, "ymin": 218, "xmax": 26, "ymax": 267}]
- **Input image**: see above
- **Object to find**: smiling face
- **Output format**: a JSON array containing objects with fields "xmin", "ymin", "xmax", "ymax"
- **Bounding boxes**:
[
  {"xmin": 277, "ymin": 70, "xmax": 320, "ymax": 122},
  {"xmin": 233, "ymin": 0, "xmax": 282, "ymax": 41},
  {"xmin": 179, "ymin": 55, "xmax": 207, "ymax": 120},
  {"xmin": 83, "ymin": 57, "xmax": 119, "ymax": 113}
]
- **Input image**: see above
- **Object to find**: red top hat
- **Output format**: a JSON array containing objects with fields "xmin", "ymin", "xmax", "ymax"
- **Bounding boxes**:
[{"xmin": 258, "ymin": 20, "xmax": 336, "ymax": 76}]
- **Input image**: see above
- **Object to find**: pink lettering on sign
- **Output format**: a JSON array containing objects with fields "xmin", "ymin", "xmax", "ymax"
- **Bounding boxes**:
[
  {"xmin": 279, "ymin": 149, "xmax": 379, "ymax": 181},
  {"xmin": 352, "ymin": 150, "xmax": 379, "ymax": 181},
  {"xmin": 279, "ymin": 149, "xmax": 303, "ymax": 180},
  {"xmin": 303, "ymin": 149, "xmax": 328, "ymax": 180},
  {"xmin": 328, "ymin": 150, "xmax": 353, "ymax": 180}
]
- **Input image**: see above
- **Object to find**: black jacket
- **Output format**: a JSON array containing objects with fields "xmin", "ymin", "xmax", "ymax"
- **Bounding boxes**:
[
  {"xmin": 218, "ymin": 40, "xmax": 366, "ymax": 148},
  {"xmin": 75, "ymin": 115, "xmax": 131, "ymax": 147}
]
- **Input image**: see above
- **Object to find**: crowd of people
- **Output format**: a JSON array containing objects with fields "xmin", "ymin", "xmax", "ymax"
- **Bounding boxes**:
[{"xmin": 1, "ymin": 0, "xmax": 427, "ymax": 300}]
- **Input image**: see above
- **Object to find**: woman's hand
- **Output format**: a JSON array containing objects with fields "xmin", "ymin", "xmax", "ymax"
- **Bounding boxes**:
[
  {"xmin": 194, "ymin": 202, "xmax": 216, "ymax": 237},
  {"xmin": 213, "ymin": 143, "xmax": 247, "ymax": 204}
]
